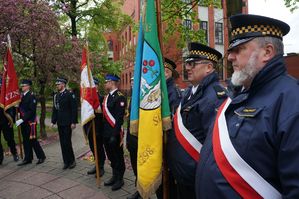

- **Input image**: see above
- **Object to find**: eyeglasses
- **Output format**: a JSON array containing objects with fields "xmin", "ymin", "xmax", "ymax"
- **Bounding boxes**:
[{"xmin": 186, "ymin": 61, "xmax": 211, "ymax": 68}]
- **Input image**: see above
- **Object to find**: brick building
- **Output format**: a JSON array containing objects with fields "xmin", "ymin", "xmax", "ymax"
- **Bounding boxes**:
[
  {"xmin": 106, "ymin": 0, "xmax": 249, "ymax": 93},
  {"xmin": 285, "ymin": 53, "xmax": 299, "ymax": 79}
]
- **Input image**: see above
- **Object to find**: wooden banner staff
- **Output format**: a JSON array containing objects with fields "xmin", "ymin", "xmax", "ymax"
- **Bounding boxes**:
[
  {"xmin": 92, "ymin": 119, "xmax": 101, "ymax": 187},
  {"xmin": 16, "ymin": 109, "xmax": 24, "ymax": 159},
  {"xmin": 155, "ymin": 0, "xmax": 170, "ymax": 199}
]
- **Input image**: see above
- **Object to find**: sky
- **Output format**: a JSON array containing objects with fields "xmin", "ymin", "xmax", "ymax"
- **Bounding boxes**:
[{"xmin": 248, "ymin": 0, "xmax": 299, "ymax": 54}]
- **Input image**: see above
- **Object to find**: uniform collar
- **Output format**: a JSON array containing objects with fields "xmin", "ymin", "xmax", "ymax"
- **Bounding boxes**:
[
  {"xmin": 110, "ymin": 88, "xmax": 118, "ymax": 95},
  {"xmin": 23, "ymin": 90, "xmax": 30, "ymax": 96},
  {"xmin": 249, "ymin": 54, "xmax": 286, "ymax": 91},
  {"xmin": 59, "ymin": 88, "xmax": 66, "ymax": 93},
  {"xmin": 198, "ymin": 71, "xmax": 219, "ymax": 91}
]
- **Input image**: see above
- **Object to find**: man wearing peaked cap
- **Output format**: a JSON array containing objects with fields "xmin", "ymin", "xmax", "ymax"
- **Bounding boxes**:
[
  {"xmin": 85, "ymin": 77, "xmax": 106, "ymax": 177},
  {"xmin": 55, "ymin": 77, "xmax": 68, "ymax": 85},
  {"xmin": 167, "ymin": 42, "xmax": 227, "ymax": 199},
  {"xmin": 105, "ymin": 74, "xmax": 120, "ymax": 82},
  {"xmin": 0, "ymin": 77, "xmax": 19, "ymax": 164},
  {"xmin": 51, "ymin": 77, "xmax": 78, "ymax": 169},
  {"xmin": 20, "ymin": 79, "xmax": 32, "ymax": 86},
  {"xmin": 153, "ymin": 58, "xmax": 182, "ymax": 199},
  {"xmin": 17, "ymin": 79, "xmax": 46, "ymax": 166},
  {"xmin": 195, "ymin": 14, "xmax": 299, "ymax": 199},
  {"xmin": 102, "ymin": 73, "xmax": 127, "ymax": 191}
]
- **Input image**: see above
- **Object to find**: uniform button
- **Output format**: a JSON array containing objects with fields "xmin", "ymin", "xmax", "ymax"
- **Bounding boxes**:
[{"xmin": 235, "ymin": 123, "xmax": 240, "ymax": 127}]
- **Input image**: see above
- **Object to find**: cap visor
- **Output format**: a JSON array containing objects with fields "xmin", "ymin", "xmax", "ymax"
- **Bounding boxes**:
[{"xmin": 228, "ymin": 38, "xmax": 255, "ymax": 51}]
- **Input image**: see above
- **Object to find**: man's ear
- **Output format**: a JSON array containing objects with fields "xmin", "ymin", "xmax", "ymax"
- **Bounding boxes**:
[
  {"xmin": 262, "ymin": 43, "xmax": 275, "ymax": 62},
  {"xmin": 206, "ymin": 62, "xmax": 214, "ymax": 74}
]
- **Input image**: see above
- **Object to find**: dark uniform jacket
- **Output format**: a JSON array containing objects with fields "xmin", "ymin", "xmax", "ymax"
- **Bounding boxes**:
[
  {"xmin": 167, "ymin": 71, "xmax": 227, "ymax": 186},
  {"xmin": 0, "ymin": 107, "xmax": 16, "ymax": 125},
  {"xmin": 195, "ymin": 55, "xmax": 299, "ymax": 198},
  {"xmin": 103, "ymin": 89, "xmax": 126, "ymax": 138},
  {"xmin": 51, "ymin": 89, "xmax": 78, "ymax": 126},
  {"xmin": 94, "ymin": 94, "xmax": 104, "ymax": 135},
  {"xmin": 19, "ymin": 91, "xmax": 37, "ymax": 123},
  {"xmin": 166, "ymin": 77, "xmax": 182, "ymax": 115}
]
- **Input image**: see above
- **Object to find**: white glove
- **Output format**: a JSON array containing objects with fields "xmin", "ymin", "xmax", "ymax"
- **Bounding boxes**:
[{"xmin": 16, "ymin": 119, "xmax": 24, "ymax": 127}]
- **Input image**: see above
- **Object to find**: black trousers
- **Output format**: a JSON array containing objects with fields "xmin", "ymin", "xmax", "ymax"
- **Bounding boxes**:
[
  {"xmin": 87, "ymin": 129, "xmax": 105, "ymax": 168},
  {"xmin": 21, "ymin": 123, "xmax": 45, "ymax": 162},
  {"xmin": 176, "ymin": 183, "xmax": 195, "ymax": 199},
  {"xmin": 104, "ymin": 135, "xmax": 125, "ymax": 179},
  {"xmin": 58, "ymin": 125, "xmax": 75, "ymax": 165},
  {"xmin": 0, "ymin": 123, "xmax": 17, "ymax": 158},
  {"xmin": 156, "ymin": 170, "xmax": 178, "ymax": 199},
  {"xmin": 127, "ymin": 133, "xmax": 138, "ymax": 177}
]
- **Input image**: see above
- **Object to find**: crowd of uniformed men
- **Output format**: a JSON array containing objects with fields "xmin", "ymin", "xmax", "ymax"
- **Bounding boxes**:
[{"xmin": 1, "ymin": 13, "xmax": 299, "ymax": 199}]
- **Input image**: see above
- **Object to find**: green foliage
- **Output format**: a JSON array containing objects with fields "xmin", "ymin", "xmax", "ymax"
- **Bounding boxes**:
[
  {"xmin": 161, "ymin": 0, "xmax": 221, "ymax": 47},
  {"xmin": 284, "ymin": 0, "xmax": 299, "ymax": 12}
]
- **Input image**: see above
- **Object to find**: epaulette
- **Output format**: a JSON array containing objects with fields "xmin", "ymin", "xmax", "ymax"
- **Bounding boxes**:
[
  {"xmin": 213, "ymin": 85, "xmax": 227, "ymax": 99},
  {"xmin": 117, "ymin": 91, "xmax": 124, "ymax": 96}
]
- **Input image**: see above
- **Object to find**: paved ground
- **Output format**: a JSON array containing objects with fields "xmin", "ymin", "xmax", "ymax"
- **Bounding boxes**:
[{"xmin": 0, "ymin": 123, "xmax": 148, "ymax": 199}]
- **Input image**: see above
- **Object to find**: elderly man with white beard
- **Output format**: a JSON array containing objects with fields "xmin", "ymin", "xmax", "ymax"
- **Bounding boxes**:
[{"xmin": 195, "ymin": 14, "xmax": 299, "ymax": 199}]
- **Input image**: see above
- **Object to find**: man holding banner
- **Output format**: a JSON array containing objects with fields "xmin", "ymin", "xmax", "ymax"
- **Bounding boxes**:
[
  {"xmin": 80, "ymin": 46, "xmax": 104, "ymax": 185},
  {"xmin": 17, "ymin": 79, "xmax": 46, "ymax": 166},
  {"xmin": 85, "ymin": 77, "xmax": 106, "ymax": 177},
  {"xmin": 0, "ymin": 42, "xmax": 21, "ymax": 165},
  {"xmin": 0, "ymin": 78, "xmax": 19, "ymax": 164}
]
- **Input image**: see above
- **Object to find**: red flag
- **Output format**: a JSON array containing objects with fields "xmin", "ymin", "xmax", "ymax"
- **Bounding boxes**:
[
  {"xmin": 80, "ymin": 46, "xmax": 100, "ymax": 125},
  {"xmin": 0, "ymin": 47, "xmax": 21, "ymax": 111}
]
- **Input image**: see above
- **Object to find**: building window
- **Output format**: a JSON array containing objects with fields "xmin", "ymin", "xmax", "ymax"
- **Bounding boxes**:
[
  {"xmin": 200, "ymin": 21, "xmax": 208, "ymax": 43},
  {"xmin": 182, "ymin": 59, "xmax": 189, "ymax": 81},
  {"xmin": 107, "ymin": 40, "xmax": 113, "ymax": 51},
  {"xmin": 183, "ymin": 19, "xmax": 192, "ymax": 29},
  {"xmin": 215, "ymin": 22, "xmax": 223, "ymax": 45}
]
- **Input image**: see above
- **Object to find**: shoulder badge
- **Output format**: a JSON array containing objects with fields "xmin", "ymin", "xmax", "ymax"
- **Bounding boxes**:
[
  {"xmin": 213, "ymin": 85, "xmax": 227, "ymax": 99},
  {"xmin": 234, "ymin": 107, "xmax": 263, "ymax": 117},
  {"xmin": 117, "ymin": 91, "xmax": 123, "ymax": 96}
]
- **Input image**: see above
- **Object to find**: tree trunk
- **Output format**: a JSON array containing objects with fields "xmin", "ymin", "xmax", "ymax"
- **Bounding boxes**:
[
  {"xmin": 39, "ymin": 81, "xmax": 47, "ymax": 139},
  {"xmin": 70, "ymin": 0, "xmax": 78, "ymax": 37}
]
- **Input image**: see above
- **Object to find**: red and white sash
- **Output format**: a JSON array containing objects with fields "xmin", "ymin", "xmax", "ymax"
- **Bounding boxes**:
[
  {"xmin": 103, "ymin": 95, "xmax": 116, "ymax": 128},
  {"xmin": 173, "ymin": 104, "xmax": 202, "ymax": 161},
  {"xmin": 213, "ymin": 98, "xmax": 281, "ymax": 199},
  {"xmin": 102, "ymin": 95, "xmax": 124, "ymax": 146}
]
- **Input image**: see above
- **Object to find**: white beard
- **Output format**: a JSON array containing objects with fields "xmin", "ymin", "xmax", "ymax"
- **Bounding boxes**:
[{"xmin": 231, "ymin": 50, "xmax": 260, "ymax": 87}]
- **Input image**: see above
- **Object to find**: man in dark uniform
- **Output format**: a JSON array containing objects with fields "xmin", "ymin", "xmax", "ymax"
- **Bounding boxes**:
[
  {"xmin": 16, "ymin": 79, "xmax": 46, "ymax": 166},
  {"xmin": 86, "ymin": 77, "xmax": 106, "ymax": 177},
  {"xmin": 155, "ymin": 58, "xmax": 182, "ymax": 199},
  {"xmin": 51, "ymin": 77, "xmax": 78, "ymax": 169},
  {"xmin": 126, "ymin": 77, "xmax": 140, "ymax": 199},
  {"xmin": 167, "ymin": 43, "xmax": 227, "ymax": 198},
  {"xmin": 102, "ymin": 74, "xmax": 126, "ymax": 191},
  {"xmin": 196, "ymin": 14, "xmax": 299, "ymax": 199},
  {"xmin": 0, "ymin": 77, "xmax": 19, "ymax": 165},
  {"xmin": 164, "ymin": 58, "xmax": 182, "ymax": 115}
]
